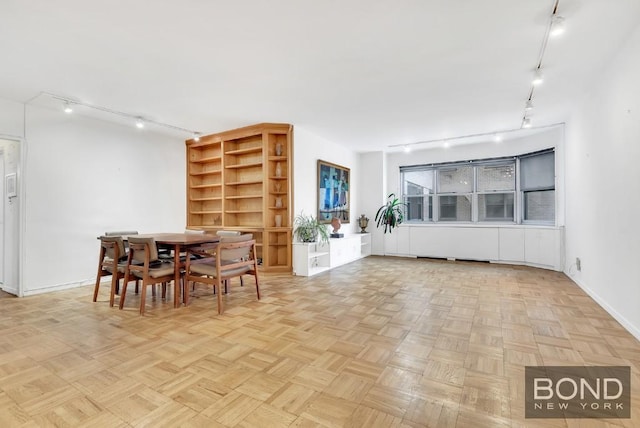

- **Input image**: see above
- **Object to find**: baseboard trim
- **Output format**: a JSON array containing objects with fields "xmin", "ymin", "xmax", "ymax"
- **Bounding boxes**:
[
  {"xmin": 568, "ymin": 274, "xmax": 640, "ymax": 342},
  {"xmin": 22, "ymin": 278, "xmax": 96, "ymax": 297}
]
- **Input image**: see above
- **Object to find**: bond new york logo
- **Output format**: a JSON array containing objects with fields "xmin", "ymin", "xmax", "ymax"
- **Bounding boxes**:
[{"xmin": 525, "ymin": 366, "xmax": 630, "ymax": 418}]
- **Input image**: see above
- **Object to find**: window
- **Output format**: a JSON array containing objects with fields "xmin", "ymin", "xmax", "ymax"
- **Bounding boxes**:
[
  {"xmin": 477, "ymin": 163, "xmax": 515, "ymax": 221},
  {"xmin": 399, "ymin": 149, "xmax": 555, "ymax": 225},
  {"xmin": 520, "ymin": 151, "xmax": 555, "ymax": 223},
  {"xmin": 437, "ymin": 166, "xmax": 472, "ymax": 221},
  {"xmin": 401, "ymin": 170, "xmax": 433, "ymax": 221}
]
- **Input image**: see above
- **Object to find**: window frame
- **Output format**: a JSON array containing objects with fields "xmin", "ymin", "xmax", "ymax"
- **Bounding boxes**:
[{"xmin": 399, "ymin": 149, "xmax": 555, "ymax": 226}]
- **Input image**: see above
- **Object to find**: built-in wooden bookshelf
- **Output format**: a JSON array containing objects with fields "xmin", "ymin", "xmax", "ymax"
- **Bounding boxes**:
[{"xmin": 186, "ymin": 123, "xmax": 293, "ymax": 272}]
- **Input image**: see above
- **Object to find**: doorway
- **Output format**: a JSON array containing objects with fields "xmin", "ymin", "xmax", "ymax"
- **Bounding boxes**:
[{"xmin": 0, "ymin": 138, "xmax": 20, "ymax": 295}]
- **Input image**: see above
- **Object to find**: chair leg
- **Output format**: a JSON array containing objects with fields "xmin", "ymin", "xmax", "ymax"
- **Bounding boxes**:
[
  {"xmin": 140, "ymin": 284, "xmax": 147, "ymax": 315},
  {"xmin": 216, "ymin": 278, "xmax": 223, "ymax": 315},
  {"xmin": 109, "ymin": 275, "xmax": 119, "ymax": 307},
  {"xmin": 93, "ymin": 271, "xmax": 102, "ymax": 302},
  {"xmin": 240, "ymin": 276, "xmax": 244, "ymax": 287},
  {"xmin": 119, "ymin": 278, "xmax": 129, "ymax": 310}
]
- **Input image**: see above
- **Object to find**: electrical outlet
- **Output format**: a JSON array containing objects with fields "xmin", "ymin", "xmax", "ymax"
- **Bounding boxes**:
[{"xmin": 576, "ymin": 257, "xmax": 581, "ymax": 271}]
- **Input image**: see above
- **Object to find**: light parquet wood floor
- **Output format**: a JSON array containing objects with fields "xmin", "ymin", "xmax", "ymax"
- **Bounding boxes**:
[{"xmin": 0, "ymin": 256, "xmax": 639, "ymax": 427}]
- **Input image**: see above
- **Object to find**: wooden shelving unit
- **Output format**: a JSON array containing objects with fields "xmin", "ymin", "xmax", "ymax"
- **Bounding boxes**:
[{"xmin": 186, "ymin": 123, "xmax": 293, "ymax": 272}]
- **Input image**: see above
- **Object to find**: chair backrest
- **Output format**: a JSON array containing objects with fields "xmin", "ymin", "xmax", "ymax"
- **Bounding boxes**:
[
  {"xmin": 127, "ymin": 236, "xmax": 159, "ymax": 263},
  {"xmin": 185, "ymin": 229, "xmax": 206, "ymax": 234},
  {"xmin": 105, "ymin": 230, "xmax": 139, "ymax": 237},
  {"xmin": 99, "ymin": 235, "xmax": 125, "ymax": 261},
  {"xmin": 216, "ymin": 230, "xmax": 241, "ymax": 237},
  {"xmin": 219, "ymin": 234, "xmax": 253, "ymax": 261}
]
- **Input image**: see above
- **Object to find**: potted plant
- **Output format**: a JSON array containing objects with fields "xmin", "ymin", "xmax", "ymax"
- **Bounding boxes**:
[
  {"xmin": 375, "ymin": 193, "xmax": 406, "ymax": 233},
  {"xmin": 294, "ymin": 212, "xmax": 329, "ymax": 244}
]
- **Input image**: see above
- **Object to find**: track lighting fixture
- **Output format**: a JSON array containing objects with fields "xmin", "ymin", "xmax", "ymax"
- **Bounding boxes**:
[
  {"xmin": 525, "ymin": 100, "xmax": 534, "ymax": 111},
  {"xmin": 522, "ymin": 117, "xmax": 532, "ymax": 128},
  {"xmin": 532, "ymin": 69, "xmax": 544, "ymax": 86},
  {"xmin": 550, "ymin": 15, "xmax": 565, "ymax": 37},
  {"xmin": 193, "ymin": 132, "xmax": 201, "ymax": 142},
  {"xmin": 28, "ymin": 91, "xmax": 203, "ymax": 139},
  {"xmin": 63, "ymin": 101, "xmax": 73, "ymax": 114}
]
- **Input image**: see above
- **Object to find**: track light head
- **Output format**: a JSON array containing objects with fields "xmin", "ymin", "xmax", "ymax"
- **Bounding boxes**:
[
  {"xmin": 135, "ymin": 117, "xmax": 145, "ymax": 129},
  {"xmin": 522, "ymin": 117, "xmax": 532, "ymax": 128},
  {"xmin": 525, "ymin": 100, "xmax": 534, "ymax": 111},
  {"xmin": 532, "ymin": 69, "xmax": 544, "ymax": 86},
  {"xmin": 193, "ymin": 132, "xmax": 201, "ymax": 142},
  {"xmin": 63, "ymin": 101, "xmax": 73, "ymax": 114},
  {"xmin": 550, "ymin": 15, "xmax": 566, "ymax": 37}
]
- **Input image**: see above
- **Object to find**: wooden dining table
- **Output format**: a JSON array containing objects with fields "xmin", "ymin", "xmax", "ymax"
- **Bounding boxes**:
[{"xmin": 129, "ymin": 233, "xmax": 220, "ymax": 308}]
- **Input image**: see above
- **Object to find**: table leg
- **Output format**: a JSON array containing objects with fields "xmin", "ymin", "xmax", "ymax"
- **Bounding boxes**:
[{"xmin": 174, "ymin": 244, "xmax": 181, "ymax": 308}]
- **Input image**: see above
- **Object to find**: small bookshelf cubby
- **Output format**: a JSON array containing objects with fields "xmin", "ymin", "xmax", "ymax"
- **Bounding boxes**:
[{"xmin": 186, "ymin": 123, "xmax": 293, "ymax": 272}]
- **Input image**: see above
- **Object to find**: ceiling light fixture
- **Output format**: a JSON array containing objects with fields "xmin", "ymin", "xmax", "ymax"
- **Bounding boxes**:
[
  {"xmin": 27, "ymin": 91, "xmax": 202, "ymax": 139},
  {"xmin": 193, "ymin": 132, "xmax": 201, "ymax": 142},
  {"xmin": 387, "ymin": 122, "xmax": 563, "ymax": 151},
  {"xmin": 518, "ymin": 1, "xmax": 562, "ymax": 131},
  {"xmin": 63, "ymin": 101, "xmax": 73, "ymax": 114},
  {"xmin": 403, "ymin": 145, "xmax": 411, "ymax": 153},
  {"xmin": 494, "ymin": 134, "xmax": 503, "ymax": 143},
  {"xmin": 549, "ymin": 15, "xmax": 566, "ymax": 37},
  {"xmin": 532, "ymin": 68, "xmax": 544, "ymax": 86}
]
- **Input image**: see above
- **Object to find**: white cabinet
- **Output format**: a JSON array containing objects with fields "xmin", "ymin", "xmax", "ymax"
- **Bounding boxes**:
[
  {"xmin": 293, "ymin": 242, "xmax": 330, "ymax": 276},
  {"xmin": 293, "ymin": 233, "xmax": 370, "ymax": 276},
  {"xmin": 360, "ymin": 233, "xmax": 372, "ymax": 257}
]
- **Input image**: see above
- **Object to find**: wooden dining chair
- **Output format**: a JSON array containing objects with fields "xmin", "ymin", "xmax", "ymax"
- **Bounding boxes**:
[
  {"xmin": 185, "ymin": 234, "xmax": 259, "ymax": 314},
  {"xmin": 120, "ymin": 236, "xmax": 178, "ymax": 315},
  {"xmin": 94, "ymin": 235, "xmax": 134, "ymax": 307}
]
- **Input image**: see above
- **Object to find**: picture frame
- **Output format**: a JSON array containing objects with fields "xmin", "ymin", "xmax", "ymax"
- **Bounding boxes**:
[
  {"xmin": 317, "ymin": 160, "xmax": 350, "ymax": 224},
  {"xmin": 5, "ymin": 173, "xmax": 16, "ymax": 198}
]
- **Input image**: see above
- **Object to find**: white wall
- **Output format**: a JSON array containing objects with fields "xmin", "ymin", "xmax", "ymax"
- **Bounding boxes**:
[
  {"xmin": 293, "ymin": 126, "xmax": 359, "ymax": 235},
  {"xmin": 358, "ymin": 151, "xmax": 385, "ymax": 254},
  {"xmin": 20, "ymin": 105, "xmax": 186, "ymax": 295},
  {"xmin": 564, "ymin": 23, "xmax": 640, "ymax": 340}
]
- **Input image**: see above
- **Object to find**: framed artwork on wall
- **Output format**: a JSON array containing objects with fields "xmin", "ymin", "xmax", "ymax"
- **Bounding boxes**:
[
  {"xmin": 317, "ymin": 160, "xmax": 350, "ymax": 224},
  {"xmin": 5, "ymin": 173, "xmax": 16, "ymax": 198}
]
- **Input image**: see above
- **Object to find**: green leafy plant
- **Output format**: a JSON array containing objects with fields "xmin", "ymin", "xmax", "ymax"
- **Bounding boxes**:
[
  {"xmin": 294, "ymin": 212, "xmax": 329, "ymax": 244},
  {"xmin": 375, "ymin": 193, "xmax": 407, "ymax": 234}
]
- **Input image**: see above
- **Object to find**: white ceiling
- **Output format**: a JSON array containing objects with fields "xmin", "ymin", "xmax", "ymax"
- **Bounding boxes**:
[{"xmin": 1, "ymin": 0, "xmax": 639, "ymax": 152}]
